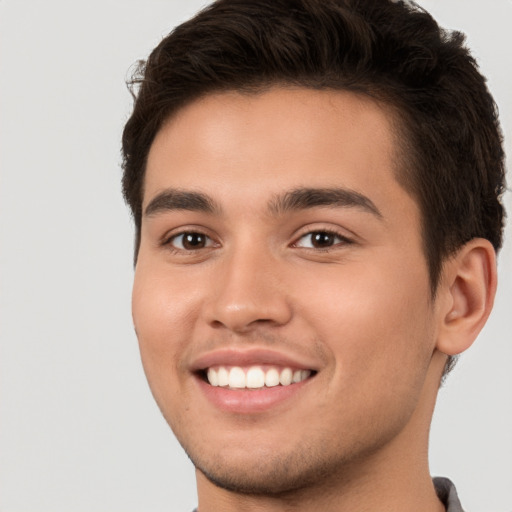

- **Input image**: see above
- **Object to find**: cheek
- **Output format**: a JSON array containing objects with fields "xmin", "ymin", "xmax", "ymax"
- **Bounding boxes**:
[
  {"xmin": 297, "ymin": 257, "xmax": 435, "ymax": 390},
  {"xmin": 132, "ymin": 265, "xmax": 198, "ymax": 387},
  {"xmin": 131, "ymin": 265, "xmax": 208, "ymax": 434}
]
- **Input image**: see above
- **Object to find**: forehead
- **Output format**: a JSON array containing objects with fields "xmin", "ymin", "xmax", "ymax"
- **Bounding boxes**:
[{"xmin": 144, "ymin": 87, "xmax": 411, "ymax": 217}]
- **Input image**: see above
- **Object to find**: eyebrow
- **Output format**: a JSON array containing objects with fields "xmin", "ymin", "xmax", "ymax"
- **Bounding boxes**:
[
  {"xmin": 268, "ymin": 187, "xmax": 382, "ymax": 218},
  {"xmin": 144, "ymin": 186, "xmax": 382, "ymax": 218},
  {"xmin": 145, "ymin": 189, "xmax": 220, "ymax": 217}
]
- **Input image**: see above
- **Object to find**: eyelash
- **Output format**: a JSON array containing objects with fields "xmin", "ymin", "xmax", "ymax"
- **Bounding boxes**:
[
  {"xmin": 162, "ymin": 228, "xmax": 353, "ymax": 254},
  {"xmin": 163, "ymin": 231, "xmax": 217, "ymax": 253},
  {"xmin": 292, "ymin": 229, "xmax": 354, "ymax": 251}
]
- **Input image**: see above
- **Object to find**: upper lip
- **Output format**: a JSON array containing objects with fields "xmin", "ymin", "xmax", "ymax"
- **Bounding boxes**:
[{"xmin": 190, "ymin": 347, "xmax": 320, "ymax": 372}]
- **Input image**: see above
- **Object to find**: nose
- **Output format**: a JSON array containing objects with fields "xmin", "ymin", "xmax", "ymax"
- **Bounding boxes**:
[{"xmin": 203, "ymin": 246, "xmax": 293, "ymax": 333}]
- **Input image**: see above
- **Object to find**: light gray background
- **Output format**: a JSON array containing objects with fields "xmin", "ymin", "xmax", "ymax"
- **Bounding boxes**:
[{"xmin": 0, "ymin": 1, "xmax": 510, "ymax": 511}]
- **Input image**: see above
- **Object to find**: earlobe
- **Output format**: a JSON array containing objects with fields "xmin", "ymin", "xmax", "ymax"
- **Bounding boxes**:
[{"xmin": 436, "ymin": 238, "xmax": 497, "ymax": 356}]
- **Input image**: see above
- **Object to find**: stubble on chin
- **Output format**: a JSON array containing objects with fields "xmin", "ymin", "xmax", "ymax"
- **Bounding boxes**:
[{"xmin": 182, "ymin": 434, "xmax": 373, "ymax": 498}]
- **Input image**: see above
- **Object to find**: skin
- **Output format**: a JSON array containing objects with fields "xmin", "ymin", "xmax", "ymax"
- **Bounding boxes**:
[{"xmin": 132, "ymin": 88, "xmax": 496, "ymax": 512}]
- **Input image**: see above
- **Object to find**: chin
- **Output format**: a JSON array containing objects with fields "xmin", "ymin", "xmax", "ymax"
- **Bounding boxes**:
[
  {"xmin": 195, "ymin": 457, "xmax": 331, "ymax": 496},
  {"xmin": 182, "ymin": 435, "xmax": 354, "ymax": 497}
]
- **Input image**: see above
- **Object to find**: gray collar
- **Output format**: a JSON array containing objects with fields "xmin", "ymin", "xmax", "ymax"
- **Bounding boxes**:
[{"xmin": 434, "ymin": 477, "xmax": 465, "ymax": 512}]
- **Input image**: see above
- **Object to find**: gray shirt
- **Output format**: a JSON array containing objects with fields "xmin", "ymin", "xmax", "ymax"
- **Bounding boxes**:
[{"xmin": 434, "ymin": 477, "xmax": 465, "ymax": 512}]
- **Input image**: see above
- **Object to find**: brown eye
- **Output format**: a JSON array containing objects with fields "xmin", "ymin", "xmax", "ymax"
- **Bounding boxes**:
[
  {"xmin": 170, "ymin": 232, "xmax": 212, "ymax": 250},
  {"xmin": 295, "ymin": 231, "xmax": 350, "ymax": 249},
  {"xmin": 311, "ymin": 232, "xmax": 336, "ymax": 248}
]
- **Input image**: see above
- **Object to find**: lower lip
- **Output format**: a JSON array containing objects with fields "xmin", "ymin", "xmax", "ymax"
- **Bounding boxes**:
[{"xmin": 195, "ymin": 375, "xmax": 312, "ymax": 414}]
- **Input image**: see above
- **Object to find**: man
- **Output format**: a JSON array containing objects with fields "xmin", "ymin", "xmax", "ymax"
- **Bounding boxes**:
[{"xmin": 121, "ymin": 0, "xmax": 505, "ymax": 510}]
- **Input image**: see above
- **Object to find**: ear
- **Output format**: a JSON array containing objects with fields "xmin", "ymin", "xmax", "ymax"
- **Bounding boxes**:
[{"xmin": 436, "ymin": 238, "xmax": 497, "ymax": 356}]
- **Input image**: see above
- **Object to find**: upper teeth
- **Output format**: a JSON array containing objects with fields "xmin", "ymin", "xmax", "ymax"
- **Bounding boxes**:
[{"xmin": 206, "ymin": 366, "xmax": 311, "ymax": 389}]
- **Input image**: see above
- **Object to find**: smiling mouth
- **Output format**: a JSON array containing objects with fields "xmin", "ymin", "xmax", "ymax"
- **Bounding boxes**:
[{"xmin": 201, "ymin": 365, "xmax": 316, "ymax": 390}]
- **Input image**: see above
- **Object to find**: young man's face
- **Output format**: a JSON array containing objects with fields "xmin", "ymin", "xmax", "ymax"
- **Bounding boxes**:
[{"xmin": 132, "ymin": 88, "xmax": 444, "ymax": 494}]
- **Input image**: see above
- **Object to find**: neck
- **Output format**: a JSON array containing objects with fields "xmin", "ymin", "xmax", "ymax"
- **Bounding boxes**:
[{"xmin": 196, "ymin": 351, "xmax": 447, "ymax": 512}]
